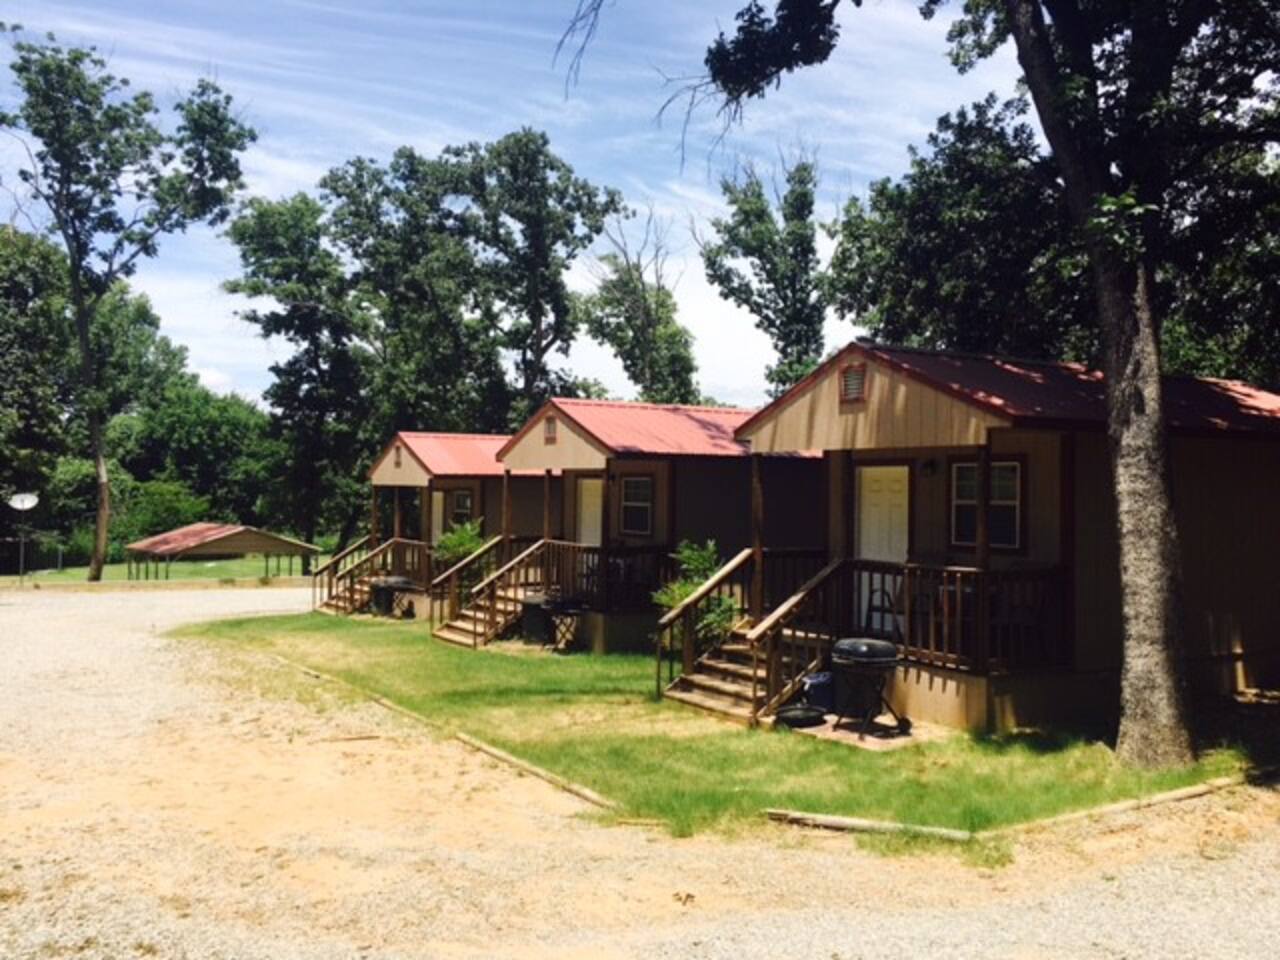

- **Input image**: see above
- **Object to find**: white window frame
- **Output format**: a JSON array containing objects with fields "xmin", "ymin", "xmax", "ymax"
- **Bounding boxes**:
[
  {"xmin": 619, "ymin": 476, "xmax": 654, "ymax": 536},
  {"xmin": 950, "ymin": 460, "xmax": 1021, "ymax": 550}
]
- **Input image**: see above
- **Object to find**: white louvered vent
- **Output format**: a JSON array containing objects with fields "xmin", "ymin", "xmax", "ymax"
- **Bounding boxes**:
[{"xmin": 840, "ymin": 364, "xmax": 867, "ymax": 402}]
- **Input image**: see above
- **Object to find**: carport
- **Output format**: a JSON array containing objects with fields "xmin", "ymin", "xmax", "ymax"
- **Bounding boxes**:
[{"xmin": 125, "ymin": 523, "xmax": 319, "ymax": 580}]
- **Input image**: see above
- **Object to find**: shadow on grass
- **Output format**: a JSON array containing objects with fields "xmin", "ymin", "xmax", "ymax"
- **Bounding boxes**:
[
  {"xmin": 968, "ymin": 728, "xmax": 1091, "ymax": 756},
  {"xmin": 1190, "ymin": 692, "xmax": 1280, "ymax": 771}
]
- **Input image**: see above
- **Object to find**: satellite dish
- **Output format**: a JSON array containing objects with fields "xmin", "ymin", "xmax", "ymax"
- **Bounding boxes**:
[{"xmin": 8, "ymin": 492, "xmax": 38, "ymax": 511}]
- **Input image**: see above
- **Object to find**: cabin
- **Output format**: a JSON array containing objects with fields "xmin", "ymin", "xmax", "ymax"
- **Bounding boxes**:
[
  {"xmin": 430, "ymin": 398, "xmax": 826, "ymax": 651},
  {"xmin": 658, "ymin": 341, "xmax": 1280, "ymax": 731},
  {"xmin": 314, "ymin": 432, "xmax": 557, "ymax": 613}
]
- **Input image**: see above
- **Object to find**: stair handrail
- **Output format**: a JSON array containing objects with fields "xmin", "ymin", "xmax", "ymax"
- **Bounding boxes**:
[
  {"xmin": 312, "ymin": 534, "xmax": 372, "ymax": 580},
  {"xmin": 743, "ymin": 558, "xmax": 844, "ymax": 645},
  {"xmin": 469, "ymin": 538, "xmax": 547, "ymax": 597},
  {"xmin": 429, "ymin": 535, "xmax": 503, "ymax": 589},
  {"xmin": 656, "ymin": 548, "xmax": 753, "ymax": 629}
]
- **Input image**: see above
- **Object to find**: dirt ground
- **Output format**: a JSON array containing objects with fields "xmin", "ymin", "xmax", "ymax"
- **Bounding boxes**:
[{"xmin": 1, "ymin": 587, "xmax": 1278, "ymax": 959}]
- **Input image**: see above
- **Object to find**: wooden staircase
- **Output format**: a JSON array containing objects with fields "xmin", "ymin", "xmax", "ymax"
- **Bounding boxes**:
[
  {"xmin": 312, "ymin": 537, "xmax": 430, "ymax": 615},
  {"xmin": 431, "ymin": 539, "xmax": 548, "ymax": 649},
  {"xmin": 664, "ymin": 629, "xmax": 762, "ymax": 724}
]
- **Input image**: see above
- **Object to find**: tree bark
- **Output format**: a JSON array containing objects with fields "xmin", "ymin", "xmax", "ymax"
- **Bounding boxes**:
[
  {"xmin": 87, "ymin": 410, "xmax": 110, "ymax": 582},
  {"xmin": 1004, "ymin": 0, "xmax": 1192, "ymax": 766},
  {"xmin": 70, "ymin": 284, "xmax": 109, "ymax": 583}
]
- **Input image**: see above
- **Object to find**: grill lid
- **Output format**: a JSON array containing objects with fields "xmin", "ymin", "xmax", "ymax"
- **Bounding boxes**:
[{"xmin": 831, "ymin": 637, "xmax": 899, "ymax": 663}]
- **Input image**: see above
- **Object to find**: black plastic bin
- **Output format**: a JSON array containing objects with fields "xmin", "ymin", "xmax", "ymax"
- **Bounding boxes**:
[{"xmin": 521, "ymin": 593, "xmax": 550, "ymax": 643}]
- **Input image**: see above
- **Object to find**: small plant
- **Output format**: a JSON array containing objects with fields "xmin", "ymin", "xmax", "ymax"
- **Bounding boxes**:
[
  {"xmin": 434, "ymin": 518, "xmax": 487, "ymax": 569},
  {"xmin": 654, "ymin": 539, "xmax": 739, "ymax": 647}
]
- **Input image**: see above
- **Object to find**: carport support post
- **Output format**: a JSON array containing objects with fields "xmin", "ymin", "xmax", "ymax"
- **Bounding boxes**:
[{"xmin": 750, "ymin": 453, "xmax": 765, "ymax": 621}]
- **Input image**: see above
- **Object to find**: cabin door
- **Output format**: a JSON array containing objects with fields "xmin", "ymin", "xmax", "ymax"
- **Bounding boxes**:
[
  {"xmin": 855, "ymin": 465, "xmax": 910, "ymax": 635},
  {"xmin": 430, "ymin": 490, "xmax": 445, "ymax": 545},
  {"xmin": 576, "ymin": 476, "xmax": 604, "ymax": 547}
]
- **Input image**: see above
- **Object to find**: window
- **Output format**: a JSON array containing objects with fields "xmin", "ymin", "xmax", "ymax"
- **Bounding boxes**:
[
  {"xmin": 950, "ymin": 460, "xmax": 1022, "ymax": 549},
  {"xmin": 619, "ymin": 476, "xmax": 653, "ymax": 536},
  {"xmin": 450, "ymin": 489, "xmax": 474, "ymax": 527},
  {"xmin": 393, "ymin": 444, "xmax": 402, "ymax": 468},
  {"xmin": 840, "ymin": 363, "xmax": 867, "ymax": 402},
  {"xmin": 544, "ymin": 416, "xmax": 557, "ymax": 444}
]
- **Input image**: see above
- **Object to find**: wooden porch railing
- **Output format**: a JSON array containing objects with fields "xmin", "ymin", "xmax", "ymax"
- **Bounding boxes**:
[
  {"xmin": 317, "ymin": 537, "xmax": 430, "ymax": 613},
  {"xmin": 425, "ymin": 535, "xmax": 504, "ymax": 626},
  {"xmin": 466, "ymin": 538, "xmax": 550, "ymax": 647},
  {"xmin": 653, "ymin": 547, "xmax": 828, "ymax": 696},
  {"xmin": 311, "ymin": 534, "xmax": 371, "ymax": 610}
]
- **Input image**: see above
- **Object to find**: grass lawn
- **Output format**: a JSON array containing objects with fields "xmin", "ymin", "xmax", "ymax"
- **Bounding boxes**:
[
  {"xmin": 177, "ymin": 613, "xmax": 1245, "ymax": 839},
  {"xmin": 2, "ymin": 554, "xmax": 325, "ymax": 585}
]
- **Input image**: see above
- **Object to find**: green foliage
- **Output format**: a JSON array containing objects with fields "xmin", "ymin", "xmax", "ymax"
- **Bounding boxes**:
[
  {"xmin": 442, "ymin": 128, "xmax": 625, "ymax": 419},
  {"xmin": 0, "ymin": 227, "xmax": 71, "ymax": 520},
  {"xmin": 577, "ymin": 213, "xmax": 702, "ymax": 404},
  {"xmin": 700, "ymin": 159, "xmax": 828, "ymax": 395},
  {"xmin": 113, "ymin": 479, "xmax": 210, "ymax": 546},
  {"xmin": 653, "ymin": 540, "xmax": 738, "ymax": 644},
  {"xmin": 0, "ymin": 29, "xmax": 254, "ymax": 576},
  {"xmin": 826, "ymin": 95, "xmax": 1096, "ymax": 362},
  {"xmin": 434, "ymin": 519, "xmax": 487, "ymax": 569}
]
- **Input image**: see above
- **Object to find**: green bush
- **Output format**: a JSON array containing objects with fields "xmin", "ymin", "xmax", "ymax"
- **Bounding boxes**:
[
  {"xmin": 654, "ymin": 539, "xmax": 739, "ymax": 645},
  {"xmin": 434, "ymin": 519, "xmax": 487, "ymax": 569}
]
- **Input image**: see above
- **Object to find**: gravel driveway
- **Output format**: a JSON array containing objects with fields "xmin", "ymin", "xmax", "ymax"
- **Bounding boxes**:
[{"xmin": 1, "ymin": 587, "xmax": 1277, "ymax": 959}]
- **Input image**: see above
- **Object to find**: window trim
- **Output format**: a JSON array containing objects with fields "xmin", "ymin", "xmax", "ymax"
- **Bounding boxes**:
[
  {"xmin": 450, "ymin": 488, "xmax": 474, "ymax": 528},
  {"xmin": 544, "ymin": 416, "xmax": 557, "ymax": 445},
  {"xmin": 618, "ymin": 474, "xmax": 654, "ymax": 537},
  {"xmin": 947, "ymin": 455, "xmax": 1026, "ymax": 553},
  {"xmin": 839, "ymin": 362, "xmax": 868, "ymax": 405}
]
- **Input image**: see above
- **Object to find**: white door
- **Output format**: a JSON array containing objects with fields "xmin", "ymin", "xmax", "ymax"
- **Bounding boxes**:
[
  {"xmin": 856, "ymin": 465, "xmax": 910, "ymax": 633},
  {"xmin": 430, "ymin": 490, "xmax": 445, "ymax": 546},
  {"xmin": 576, "ymin": 476, "xmax": 604, "ymax": 547}
]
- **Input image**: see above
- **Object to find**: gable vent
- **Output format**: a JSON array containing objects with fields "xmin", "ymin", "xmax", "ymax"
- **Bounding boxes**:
[{"xmin": 840, "ymin": 363, "xmax": 867, "ymax": 402}]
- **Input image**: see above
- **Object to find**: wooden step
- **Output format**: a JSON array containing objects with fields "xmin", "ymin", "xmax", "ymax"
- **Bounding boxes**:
[
  {"xmin": 434, "ymin": 625, "xmax": 478, "ymax": 647},
  {"xmin": 679, "ymin": 671, "xmax": 761, "ymax": 704},
  {"xmin": 664, "ymin": 684, "xmax": 755, "ymax": 725},
  {"xmin": 697, "ymin": 657, "xmax": 757, "ymax": 682}
]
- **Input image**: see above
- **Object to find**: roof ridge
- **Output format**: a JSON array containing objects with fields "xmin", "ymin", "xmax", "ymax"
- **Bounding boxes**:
[
  {"xmin": 396, "ymin": 431, "xmax": 511, "ymax": 439},
  {"xmin": 551, "ymin": 397, "xmax": 753, "ymax": 414},
  {"xmin": 863, "ymin": 340, "xmax": 1092, "ymax": 373}
]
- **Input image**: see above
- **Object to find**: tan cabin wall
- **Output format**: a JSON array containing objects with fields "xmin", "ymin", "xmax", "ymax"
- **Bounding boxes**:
[
  {"xmin": 742, "ymin": 356, "xmax": 1006, "ymax": 453},
  {"xmin": 369, "ymin": 442, "xmax": 431, "ymax": 487},
  {"xmin": 500, "ymin": 409, "xmax": 607, "ymax": 472}
]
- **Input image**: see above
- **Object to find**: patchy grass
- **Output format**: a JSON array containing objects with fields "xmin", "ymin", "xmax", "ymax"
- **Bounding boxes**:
[
  {"xmin": 177, "ymin": 613, "xmax": 1246, "ymax": 838},
  {"xmin": 2, "ymin": 554, "xmax": 324, "ymax": 585}
]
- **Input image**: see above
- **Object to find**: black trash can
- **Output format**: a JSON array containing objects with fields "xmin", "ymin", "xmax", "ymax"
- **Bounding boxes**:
[{"xmin": 521, "ymin": 593, "xmax": 550, "ymax": 643}]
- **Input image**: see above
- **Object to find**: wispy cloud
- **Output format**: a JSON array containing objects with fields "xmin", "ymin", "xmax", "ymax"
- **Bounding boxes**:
[{"xmin": 0, "ymin": 0, "xmax": 1022, "ymax": 405}]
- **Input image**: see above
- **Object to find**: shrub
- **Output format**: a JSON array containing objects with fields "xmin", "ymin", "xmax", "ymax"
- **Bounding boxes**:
[
  {"xmin": 653, "ymin": 539, "xmax": 738, "ymax": 645},
  {"xmin": 434, "ymin": 519, "xmax": 487, "ymax": 569}
]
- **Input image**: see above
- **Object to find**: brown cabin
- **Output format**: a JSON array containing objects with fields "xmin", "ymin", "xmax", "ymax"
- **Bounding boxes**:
[
  {"xmin": 314, "ymin": 432, "xmax": 559, "ymax": 614},
  {"xmin": 427, "ymin": 398, "xmax": 826, "ymax": 651},
  {"xmin": 659, "ymin": 342, "xmax": 1280, "ymax": 732}
]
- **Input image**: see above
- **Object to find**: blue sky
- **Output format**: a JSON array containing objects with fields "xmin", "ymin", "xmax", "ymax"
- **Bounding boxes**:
[{"xmin": 1, "ymin": 1, "xmax": 1023, "ymax": 407}]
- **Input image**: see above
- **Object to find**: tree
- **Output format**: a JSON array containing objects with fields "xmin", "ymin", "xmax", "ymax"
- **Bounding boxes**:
[
  {"xmin": 0, "ymin": 29, "xmax": 255, "ymax": 579},
  {"xmin": 443, "ymin": 128, "xmax": 625, "ymax": 420},
  {"xmin": 827, "ymin": 95, "xmax": 1096, "ymax": 362},
  {"xmin": 0, "ymin": 227, "xmax": 72, "ymax": 521},
  {"xmin": 225, "ymin": 194, "xmax": 370, "ymax": 556},
  {"xmin": 320, "ymin": 150, "xmax": 512, "ymax": 437},
  {"xmin": 579, "ymin": 210, "xmax": 702, "ymax": 403},
  {"xmin": 565, "ymin": 0, "xmax": 1280, "ymax": 766},
  {"xmin": 698, "ymin": 158, "xmax": 828, "ymax": 395}
]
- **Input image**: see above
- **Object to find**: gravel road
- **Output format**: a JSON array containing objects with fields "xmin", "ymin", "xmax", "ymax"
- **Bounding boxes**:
[{"xmin": 1, "ymin": 587, "xmax": 1277, "ymax": 959}]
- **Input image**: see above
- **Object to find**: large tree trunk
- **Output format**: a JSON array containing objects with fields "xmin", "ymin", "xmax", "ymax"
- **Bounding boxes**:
[
  {"xmin": 1093, "ymin": 255, "xmax": 1193, "ymax": 766},
  {"xmin": 1004, "ymin": 0, "xmax": 1192, "ymax": 766}
]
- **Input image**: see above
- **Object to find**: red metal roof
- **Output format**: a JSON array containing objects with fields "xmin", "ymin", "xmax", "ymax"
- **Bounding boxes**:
[
  {"xmin": 545, "ymin": 399, "xmax": 754, "ymax": 457},
  {"xmin": 394, "ymin": 432, "xmax": 511, "ymax": 476},
  {"xmin": 127, "ymin": 522, "xmax": 244, "ymax": 555},
  {"xmin": 127, "ymin": 522, "xmax": 318, "ymax": 556},
  {"xmin": 738, "ymin": 342, "xmax": 1280, "ymax": 438}
]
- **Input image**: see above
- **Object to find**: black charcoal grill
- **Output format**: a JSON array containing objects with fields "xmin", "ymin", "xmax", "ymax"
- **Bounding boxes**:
[{"xmin": 830, "ymin": 637, "xmax": 910, "ymax": 739}]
